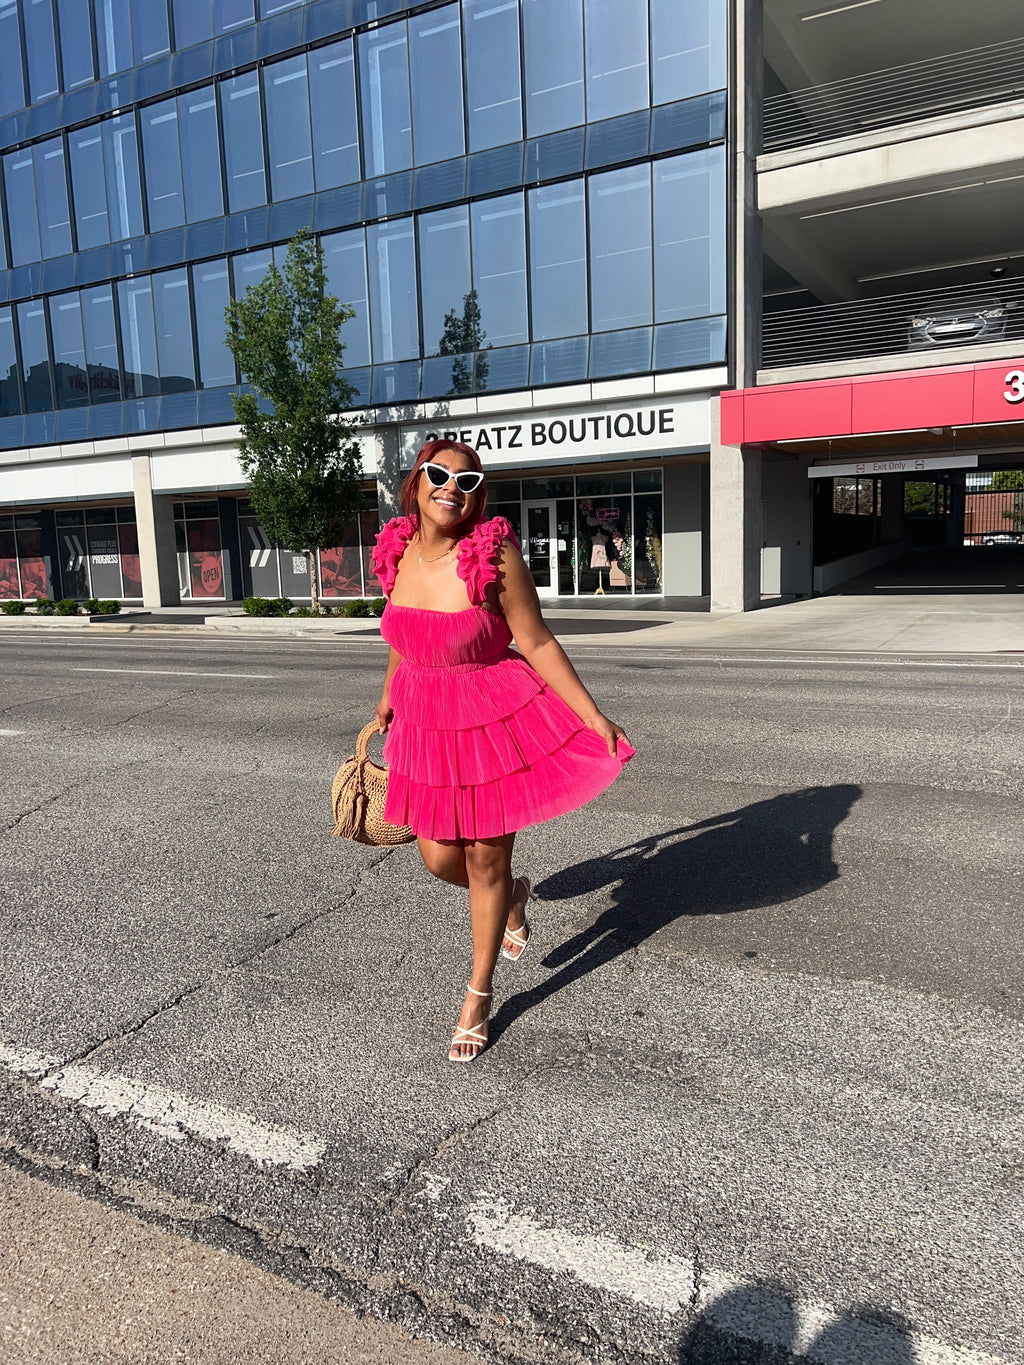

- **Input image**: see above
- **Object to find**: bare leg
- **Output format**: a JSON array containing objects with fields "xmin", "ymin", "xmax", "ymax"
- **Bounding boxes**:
[
  {"xmin": 417, "ymin": 836, "xmax": 468, "ymax": 887},
  {"xmin": 451, "ymin": 833, "xmax": 516, "ymax": 1060}
]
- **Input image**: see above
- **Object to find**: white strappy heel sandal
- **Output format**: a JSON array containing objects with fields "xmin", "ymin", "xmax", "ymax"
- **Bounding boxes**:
[
  {"xmin": 502, "ymin": 877, "xmax": 536, "ymax": 961},
  {"xmin": 449, "ymin": 985, "xmax": 492, "ymax": 1063}
]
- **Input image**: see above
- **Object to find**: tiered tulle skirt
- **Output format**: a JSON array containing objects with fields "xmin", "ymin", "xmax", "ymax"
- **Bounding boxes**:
[{"xmin": 382, "ymin": 652, "xmax": 634, "ymax": 840}]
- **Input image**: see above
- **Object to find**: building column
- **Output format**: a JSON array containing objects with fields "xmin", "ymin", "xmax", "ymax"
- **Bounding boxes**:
[
  {"xmin": 731, "ymin": 0, "xmax": 764, "ymax": 389},
  {"xmin": 710, "ymin": 398, "xmax": 762, "ymax": 612},
  {"xmin": 374, "ymin": 427, "xmax": 402, "ymax": 523},
  {"xmin": 132, "ymin": 455, "xmax": 180, "ymax": 607},
  {"xmin": 879, "ymin": 473, "xmax": 905, "ymax": 543},
  {"xmin": 946, "ymin": 472, "xmax": 967, "ymax": 547}
]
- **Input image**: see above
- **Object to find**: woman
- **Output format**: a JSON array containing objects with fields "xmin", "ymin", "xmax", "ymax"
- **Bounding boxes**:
[{"xmin": 372, "ymin": 439, "xmax": 634, "ymax": 1063}]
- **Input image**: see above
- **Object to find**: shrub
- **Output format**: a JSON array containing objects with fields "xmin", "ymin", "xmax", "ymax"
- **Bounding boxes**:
[
  {"xmin": 96, "ymin": 600, "xmax": 121, "ymax": 615},
  {"xmin": 1, "ymin": 600, "xmax": 26, "ymax": 615},
  {"xmin": 34, "ymin": 598, "xmax": 55, "ymax": 615},
  {"xmin": 54, "ymin": 599, "xmax": 80, "ymax": 615},
  {"xmin": 370, "ymin": 596, "xmax": 387, "ymax": 617},
  {"xmin": 268, "ymin": 596, "xmax": 293, "ymax": 617},
  {"xmin": 294, "ymin": 605, "xmax": 314, "ymax": 617},
  {"xmin": 83, "ymin": 598, "xmax": 100, "ymax": 614},
  {"xmin": 243, "ymin": 597, "xmax": 272, "ymax": 616},
  {"xmin": 341, "ymin": 598, "xmax": 371, "ymax": 617}
]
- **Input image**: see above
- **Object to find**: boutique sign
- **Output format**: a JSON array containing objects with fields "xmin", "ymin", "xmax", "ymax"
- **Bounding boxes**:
[{"xmin": 401, "ymin": 394, "xmax": 711, "ymax": 467}]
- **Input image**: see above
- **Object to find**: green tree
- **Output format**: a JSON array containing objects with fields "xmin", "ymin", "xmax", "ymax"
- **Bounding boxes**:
[
  {"xmin": 437, "ymin": 289, "xmax": 489, "ymax": 395},
  {"xmin": 904, "ymin": 480, "xmax": 940, "ymax": 516},
  {"xmin": 224, "ymin": 230, "xmax": 360, "ymax": 613},
  {"xmin": 990, "ymin": 470, "xmax": 1024, "ymax": 491}
]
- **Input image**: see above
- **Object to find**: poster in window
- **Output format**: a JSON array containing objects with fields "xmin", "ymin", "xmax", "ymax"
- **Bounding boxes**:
[
  {"xmin": 0, "ymin": 529, "xmax": 19, "ymax": 599},
  {"xmin": 321, "ymin": 515, "xmax": 362, "ymax": 598},
  {"xmin": 119, "ymin": 522, "xmax": 142, "ymax": 598},
  {"xmin": 188, "ymin": 518, "xmax": 224, "ymax": 598}
]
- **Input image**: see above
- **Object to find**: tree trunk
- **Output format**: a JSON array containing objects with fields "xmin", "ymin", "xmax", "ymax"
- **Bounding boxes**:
[{"xmin": 308, "ymin": 550, "xmax": 320, "ymax": 614}]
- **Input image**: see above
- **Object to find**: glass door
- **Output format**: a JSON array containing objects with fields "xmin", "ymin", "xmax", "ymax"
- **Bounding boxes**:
[{"xmin": 522, "ymin": 501, "xmax": 558, "ymax": 598}]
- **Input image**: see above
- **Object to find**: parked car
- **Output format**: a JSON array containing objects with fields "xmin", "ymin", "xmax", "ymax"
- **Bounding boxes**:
[
  {"xmin": 980, "ymin": 530, "xmax": 1022, "ymax": 546},
  {"xmin": 908, "ymin": 298, "xmax": 1017, "ymax": 349}
]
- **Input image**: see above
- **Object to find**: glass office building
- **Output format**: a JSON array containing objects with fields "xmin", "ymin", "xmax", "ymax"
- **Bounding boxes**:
[{"xmin": 0, "ymin": 0, "xmax": 728, "ymax": 604}]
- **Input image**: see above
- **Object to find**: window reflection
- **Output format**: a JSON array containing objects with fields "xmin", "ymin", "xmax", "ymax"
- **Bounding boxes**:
[
  {"xmin": 153, "ymin": 270, "xmax": 196, "ymax": 393},
  {"xmin": 0, "ymin": 309, "xmax": 19, "ymax": 418},
  {"xmin": 471, "ymin": 195, "xmax": 527, "ymax": 347},
  {"xmin": 35, "ymin": 140, "xmax": 74, "ymax": 260},
  {"xmin": 142, "ymin": 100, "xmax": 186, "ymax": 230},
  {"xmin": 464, "ymin": 0, "xmax": 522, "ymax": 151},
  {"xmin": 310, "ymin": 40, "xmax": 360, "ymax": 189},
  {"xmin": 118, "ymin": 278, "xmax": 160, "ymax": 398},
  {"xmin": 367, "ymin": 221, "xmax": 418, "ymax": 363},
  {"xmin": 589, "ymin": 164, "xmax": 652, "ymax": 331},
  {"xmin": 81, "ymin": 287, "xmax": 122, "ymax": 402},
  {"xmin": 24, "ymin": 0, "xmax": 61, "ymax": 102},
  {"xmin": 359, "ymin": 23, "xmax": 412, "ymax": 178},
  {"xmin": 410, "ymin": 6, "xmax": 465, "ymax": 166},
  {"xmin": 651, "ymin": 0, "xmax": 727, "ymax": 104},
  {"xmin": 523, "ymin": 0, "xmax": 583, "ymax": 137},
  {"xmin": 58, "ymin": 0, "xmax": 96, "ymax": 90},
  {"xmin": 419, "ymin": 205, "xmax": 471, "ymax": 358},
  {"xmin": 49, "ymin": 293, "xmax": 89, "ymax": 408},
  {"xmin": 529, "ymin": 182, "xmax": 587, "ymax": 341},
  {"xmin": 193, "ymin": 261, "xmax": 235, "ymax": 388},
  {"xmin": 180, "ymin": 89, "xmax": 225, "ymax": 221},
  {"xmin": 584, "ymin": 0, "xmax": 650, "ymax": 122},
  {"xmin": 323, "ymin": 229, "xmax": 371, "ymax": 368},
  {"xmin": 0, "ymin": 5, "xmax": 26, "ymax": 116},
  {"xmin": 18, "ymin": 302, "xmax": 54, "ymax": 413},
  {"xmin": 95, "ymin": 0, "xmax": 135, "ymax": 78},
  {"xmin": 221, "ymin": 72, "xmax": 267, "ymax": 212},
  {"xmin": 266, "ymin": 53, "xmax": 314, "ymax": 201},
  {"xmin": 70, "ymin": 128, "xmax": 109, "ymax": 249},
  {"xmin": 653, "ymin": 148, "xmax": 725, "ymax": 322}
]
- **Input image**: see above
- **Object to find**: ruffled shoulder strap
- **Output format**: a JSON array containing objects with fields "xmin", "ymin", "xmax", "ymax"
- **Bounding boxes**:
[
  {"xmin": 371, "ymin": 515, "xmax": 416, "ymax": 598},
  {"xmin": 457, "ymin": 515, "xmax": 521, "ymax": 607}
]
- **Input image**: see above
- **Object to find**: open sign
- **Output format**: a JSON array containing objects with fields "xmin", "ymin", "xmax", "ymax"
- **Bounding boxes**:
[{"xmin": 595, "ymin": 506, "xmax": 620, "ymax": 521}]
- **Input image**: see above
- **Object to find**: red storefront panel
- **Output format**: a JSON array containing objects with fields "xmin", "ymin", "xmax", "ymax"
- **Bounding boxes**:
[
  {"xmin": 850, "ymin": 367, "xmax": 975, "ymax": 434},
  {"xmin": 722, "ymin": 357, "xmax": 1024, "ymax": 445}
]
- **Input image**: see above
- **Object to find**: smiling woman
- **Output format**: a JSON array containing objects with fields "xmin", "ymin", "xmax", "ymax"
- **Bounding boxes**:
[{"xmin": 371, "ymin": 439, "xmax": 634, "ymax": 1064}]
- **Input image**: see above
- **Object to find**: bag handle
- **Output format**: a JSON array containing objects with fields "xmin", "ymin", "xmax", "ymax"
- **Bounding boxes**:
[{"xmin": 356, "ymin": 720, "xmax": 383, "ymax": 761}]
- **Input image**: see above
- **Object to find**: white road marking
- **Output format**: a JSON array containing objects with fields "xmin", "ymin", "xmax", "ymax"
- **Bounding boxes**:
[
  {"xmin": 71, "ymin": 667, "xmax": 274, "ymax": 680},
  {"xmin": 467, "ymin": 1198, "xmax": 693, "ymax": 1312},
  {"xmin": 1, "ymin": 1045, "xmax": 324, "ymax": 1172},
  {"xmin": 0, "ymin": 729, "xmax": 26, "ymax": 736},
  {"xmin": 467, "ymin": 1201, "xmax": 1006, "ymax": 1365}
]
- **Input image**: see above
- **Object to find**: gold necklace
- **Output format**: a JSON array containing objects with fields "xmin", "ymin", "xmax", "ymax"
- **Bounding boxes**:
[{"xmin": 418, "ymin": 537, "xmax": 460, "ymax": 565}]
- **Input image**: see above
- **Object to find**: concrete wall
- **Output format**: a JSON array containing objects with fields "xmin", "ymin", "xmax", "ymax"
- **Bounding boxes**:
[
  {"xmin": 761, "ymin": 457, "xmax": 813, "ymax": 597},
  {"xmin": 662, "ymin": 463, "xmax": 705, "ymax": 596}
]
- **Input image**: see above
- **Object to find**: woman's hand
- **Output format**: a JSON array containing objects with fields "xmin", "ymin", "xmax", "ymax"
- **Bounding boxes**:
[
  {"xmin": 375, "ymin": 697, "xmax": 394, "ymax": 733},
  {"xmin": 586, "ymin": 712, "xmax": 630, "ymax": 757}
]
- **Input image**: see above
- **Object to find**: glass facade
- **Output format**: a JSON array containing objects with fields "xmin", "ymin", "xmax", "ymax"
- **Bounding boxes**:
[{"xmin": 0, "ymin": 0, "xmax": 728, "ymax": 451}]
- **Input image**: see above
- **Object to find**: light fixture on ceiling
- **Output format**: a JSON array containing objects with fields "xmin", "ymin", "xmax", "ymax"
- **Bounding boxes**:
[
  {"xmin": 929, "ymin": 428, "xmax": 944, "ymax": 436},
  {"xmin": 801, "ymin": 0, "xmax": 884, "ymax": 19},
  {"xmin": 990, "ymin": 264, "xmax": 1008, "ymax": 278}
]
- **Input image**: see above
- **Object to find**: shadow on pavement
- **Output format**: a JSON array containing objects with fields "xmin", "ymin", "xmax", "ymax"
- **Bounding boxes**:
[
  {"xmin": 677, "ymin": 1284, "xmax": 918, "ymax": 1364},
  {"xmin": 489, "ymin": 784, "xmax": 861, "ymax": 1043}
]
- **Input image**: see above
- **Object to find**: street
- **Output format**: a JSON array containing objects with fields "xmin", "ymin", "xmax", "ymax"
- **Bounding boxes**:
[{"xmin": 1, "ymin": 629, "xmax": 1022, "ymax": 1364}]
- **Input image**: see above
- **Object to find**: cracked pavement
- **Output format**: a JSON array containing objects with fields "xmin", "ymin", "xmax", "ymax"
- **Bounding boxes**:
[{"xmin": 1, "ymin": 632, "xmax": 1022, "ymax": 1364}]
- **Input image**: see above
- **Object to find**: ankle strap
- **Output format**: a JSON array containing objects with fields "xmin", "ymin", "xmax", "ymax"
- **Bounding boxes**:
[{"xmin": 466, "ymin": 985, "xmax": 492, "ymax": 997}]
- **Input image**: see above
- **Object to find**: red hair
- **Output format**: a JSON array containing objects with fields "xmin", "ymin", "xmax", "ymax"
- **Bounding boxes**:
[{"xmin": 398, "ymin": 439, "xmax": 488, "ymax": 527}]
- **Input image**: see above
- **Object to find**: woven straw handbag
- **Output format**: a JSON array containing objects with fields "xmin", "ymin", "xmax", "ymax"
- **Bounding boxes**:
[{"xmin": 331, "ymin": 720, "xmax": 415, "ymax": 847}]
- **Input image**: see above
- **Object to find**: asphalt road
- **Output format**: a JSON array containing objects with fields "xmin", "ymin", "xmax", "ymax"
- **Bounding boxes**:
[{"xmin": 1, "ymin": 630, "xmax": 1021, "ymax": 1365}]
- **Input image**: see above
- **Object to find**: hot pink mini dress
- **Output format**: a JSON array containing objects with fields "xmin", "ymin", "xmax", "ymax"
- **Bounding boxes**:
[{"xmin": 372, "ymin": 514, "xmax": 635, "ymax": 842}]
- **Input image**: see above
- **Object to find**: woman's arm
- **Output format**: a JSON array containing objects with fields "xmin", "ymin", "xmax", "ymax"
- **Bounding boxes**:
[
  {"xmin": 496, "ymin": 542, "xmax": 630, "ymax": 756},
  {"xmin": 376, "ymin": 646, "xmax": 401, "ymax": 732}
]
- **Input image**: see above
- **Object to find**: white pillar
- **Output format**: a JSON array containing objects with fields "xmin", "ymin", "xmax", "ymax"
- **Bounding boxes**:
[
  {"xmin": 132, "ymin": 455, "xmax": 180, "ymax": 607},
  {"xmin": 710, "ymin": 399, "xmax": 762, "ymax": 612}
]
